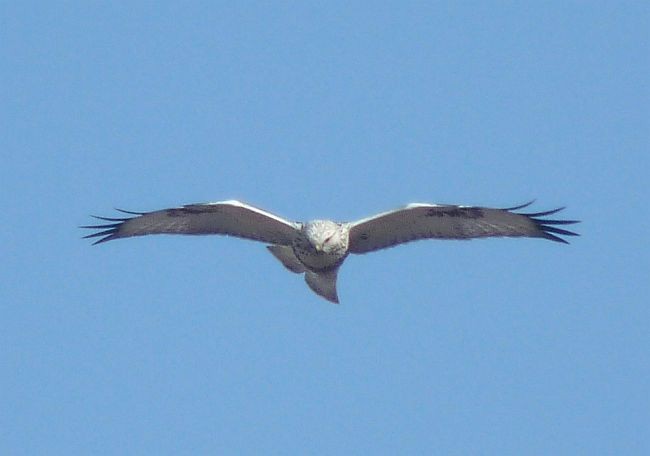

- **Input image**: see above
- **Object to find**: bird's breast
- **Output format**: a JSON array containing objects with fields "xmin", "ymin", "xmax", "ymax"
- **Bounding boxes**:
[{"xmin": 292, "ymin": 243, "xmax": 347, "ymax": 272}]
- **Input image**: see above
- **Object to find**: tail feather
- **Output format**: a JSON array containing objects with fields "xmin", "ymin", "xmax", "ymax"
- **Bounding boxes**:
[{"xmin": 305, "ymin": 269, "xmax": 339, "ymax": 304}]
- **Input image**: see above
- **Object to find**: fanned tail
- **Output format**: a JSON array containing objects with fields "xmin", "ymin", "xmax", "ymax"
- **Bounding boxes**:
[{"xmin": 305, "ymin": 269, "xmax": 340, "ymax": 304}]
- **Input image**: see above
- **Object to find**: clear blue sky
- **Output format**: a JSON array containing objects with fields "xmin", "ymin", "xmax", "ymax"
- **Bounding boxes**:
[{"xmin": 2, "ymin": 2, "xmax": 648, "ymax": 454}]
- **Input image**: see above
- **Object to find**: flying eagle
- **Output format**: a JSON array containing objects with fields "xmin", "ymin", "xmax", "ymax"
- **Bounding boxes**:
[{"xmin": 83, "ymin": 200, "xmax": 579, "ymax": 303}]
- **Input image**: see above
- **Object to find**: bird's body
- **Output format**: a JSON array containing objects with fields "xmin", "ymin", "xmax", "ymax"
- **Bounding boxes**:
[
  {"xmin": 293, "ymin": 220, "xmax": 350, "ymax": 271},
  {"xmin": 83, "ymin": 199, "xmax": 579, "ymax": 303}
]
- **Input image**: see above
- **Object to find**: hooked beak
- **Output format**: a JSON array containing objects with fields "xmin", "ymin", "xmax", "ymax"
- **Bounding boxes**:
[{"xmin": 314, "ymin": 243, "xmax": 323, "ymax": 252}]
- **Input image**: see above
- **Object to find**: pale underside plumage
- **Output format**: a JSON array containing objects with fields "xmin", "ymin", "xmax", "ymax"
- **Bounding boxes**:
[{"xmin": 82, "ymin": 199, "xmax": 579, "ymax": 303}]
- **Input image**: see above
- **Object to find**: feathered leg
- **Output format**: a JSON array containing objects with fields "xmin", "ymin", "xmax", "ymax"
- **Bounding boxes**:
[{"xmin": 267, "ymin": 245, "xmax": 306, "ymax": 273}]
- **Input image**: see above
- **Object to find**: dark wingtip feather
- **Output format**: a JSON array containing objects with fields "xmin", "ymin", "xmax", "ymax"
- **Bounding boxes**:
[
  {"xmin": 79, "ymin": 222, "xmax": 121, "ymax": 229},
  {"xmin": 508, "ymin": 204, "xmax": 580, "ymax": 244},
  {"xmin": 82, "ymin": 228, "xmax": 116, "ymax": 238},
  {"xmin": 539, "ymin": 225, "xmax": 580, "ymax": 237},
  {"xmin": 531, "ymin": 218, "xmax": 580, "ymax": 225},
  {"xmin": 90, "ymin": 215, "xmax": 130, "ymax": 222},
  {"xmin": 521, "ymin": 207, "xmax": 566, "ymax": 217},
  {"xmin": 82, "ymin": 227, "xmax": 119, "ymax": 244},
  {"xmin": 81, "ymin": 209, "xmax": 140, "ymax": 244},
  {"xmin": 502, "ymin": 200, "xmax": 535, "ymax": 211},
  {"xmin": 542, "ymin": 232, "xmax": 571, "ymax": 244},
  {"xmin": 115, "ymin": 208, "xmax": 146, "ymax": 215},
  {"xmin": 88, "ymin": 234, "xmax": 118, "ymax": 245}
]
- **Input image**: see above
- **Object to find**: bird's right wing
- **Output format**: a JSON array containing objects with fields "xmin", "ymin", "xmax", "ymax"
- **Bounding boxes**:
[{"xmin": 82, "ymin": 200, "xmax": 300, "ymax": 246}]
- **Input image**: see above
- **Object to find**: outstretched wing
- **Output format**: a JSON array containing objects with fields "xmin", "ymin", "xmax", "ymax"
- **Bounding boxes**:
[
  {"xmin": 82, "ymin": 200, "xmax": 300, "ymax": 246},
  {"xmin": 348, "ymin": 201, "xmax": 579, "ymax": 254}
]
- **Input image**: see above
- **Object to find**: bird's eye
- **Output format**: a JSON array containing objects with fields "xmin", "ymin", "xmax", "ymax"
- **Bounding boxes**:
[{"xmin": 323, "ymin": 235, "xmax": 333, "ymax": 244}]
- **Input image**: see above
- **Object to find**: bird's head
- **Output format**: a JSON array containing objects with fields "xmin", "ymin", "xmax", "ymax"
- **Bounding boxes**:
[{"xmin": 303, "ymin": 220, "xmax": 349, "ymax": 254}]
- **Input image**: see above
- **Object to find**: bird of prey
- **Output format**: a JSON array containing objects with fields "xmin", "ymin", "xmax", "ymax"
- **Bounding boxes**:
[{"xmin": 83, "ymin": 200, "xmax": 579, "ymax": 303}]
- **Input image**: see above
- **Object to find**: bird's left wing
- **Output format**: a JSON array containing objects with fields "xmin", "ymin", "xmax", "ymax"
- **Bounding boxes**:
[
  {"xmin": 82, "ymin": 200, "xmax": 299, "ymax": 245},
  {"xmin": 348, "ymin": 202, "xmax": 579, "ymax": 254}
]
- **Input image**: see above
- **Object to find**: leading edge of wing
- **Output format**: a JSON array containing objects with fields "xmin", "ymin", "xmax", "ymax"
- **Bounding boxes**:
[
  {"xmin": 204, "ymin": 199, "xmax": 299, "ymax": 230},
  {"xmin": 348, "ymin": 202, "xmax": 467, "ymax": 231}
]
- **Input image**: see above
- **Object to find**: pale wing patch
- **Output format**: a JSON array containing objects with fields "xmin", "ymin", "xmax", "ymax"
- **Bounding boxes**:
[{"xmin": 210, "ymin": 200, "xmax": 299, "ymax": 230}]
